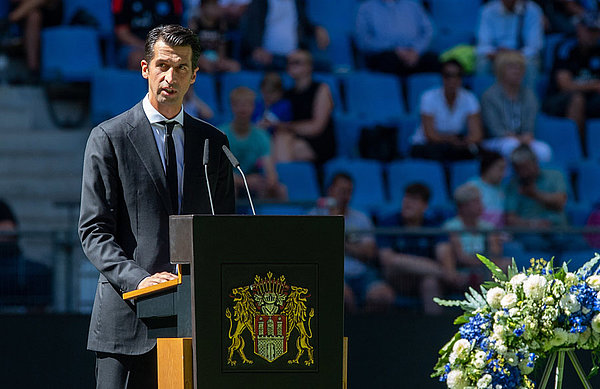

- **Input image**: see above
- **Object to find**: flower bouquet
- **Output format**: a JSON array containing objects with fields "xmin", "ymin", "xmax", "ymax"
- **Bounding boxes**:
[{"xmin": 432, "ymin": 254, "xmax": 600, "ymax": 389}]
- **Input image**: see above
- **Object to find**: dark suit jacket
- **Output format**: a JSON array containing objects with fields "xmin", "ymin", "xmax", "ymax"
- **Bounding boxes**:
[{"xmin": 79, "ymin": 101, "xmax": 235, "ymax": 355}]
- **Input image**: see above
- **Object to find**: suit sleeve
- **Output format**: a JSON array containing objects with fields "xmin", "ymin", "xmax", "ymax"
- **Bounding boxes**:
[
  {"xmin": 78, "ymin": 126, "xmax": 151, "ymax": 293},
  {"xmin": 214, "ymin": 134, "xmax": 236, "ymax": 214}
]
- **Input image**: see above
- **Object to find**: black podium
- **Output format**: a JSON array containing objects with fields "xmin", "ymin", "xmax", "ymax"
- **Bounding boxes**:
[{"xmin": 124, "ymin": 215, "xmax": 345, "ymax": 389}]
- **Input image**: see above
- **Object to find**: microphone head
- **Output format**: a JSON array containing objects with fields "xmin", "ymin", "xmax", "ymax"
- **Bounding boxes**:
[
  {"xmin": 203, "ymin": 139, "xmax": 209, "ymax": 166},
  {"xmin": 222, "ymin": 145, "xmax": 240, "ymax": 168}
]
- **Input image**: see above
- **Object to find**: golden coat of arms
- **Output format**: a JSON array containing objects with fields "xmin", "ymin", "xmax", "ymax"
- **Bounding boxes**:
[{"xmin": 225, "ymin": 272, "xmax": 314, "ymax": 366}]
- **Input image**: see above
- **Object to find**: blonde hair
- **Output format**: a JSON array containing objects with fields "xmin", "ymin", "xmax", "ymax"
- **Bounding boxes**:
[
  {"xmin": 494, "ymin": 51, "xmax": 526, "ymax": 80},
  {"xmin": 260, "ymin": 72, "xmax": 284, "ymax": 93},
  {"xmin": 229, "ymin": 86, "xmax": 256, "ymax": 104},
  {"xmin": 453, "ymin": 183, "xmax": 481, "ymax": 206}
]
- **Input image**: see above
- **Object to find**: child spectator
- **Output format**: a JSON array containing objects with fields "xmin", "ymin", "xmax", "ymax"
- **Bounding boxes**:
[
  {"xmin": 467, "ymin": 151, "xmax": 507, "ymax": 228},
  {"xmin": 252, "ymin": 72, "xmax": 292, "ymax": 133},
  {"xmin": 221, "ymin": 87, "xmax": 287, "ymax": 200}
]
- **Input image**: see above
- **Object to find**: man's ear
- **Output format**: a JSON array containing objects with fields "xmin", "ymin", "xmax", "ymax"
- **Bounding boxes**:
[
  {"xmin": 141, "ymin": 60, "xmax": 149, "ymax": 79},
  {"xmin": 190, "ymin": 67, "xmax": 199, "ymax": 85}
]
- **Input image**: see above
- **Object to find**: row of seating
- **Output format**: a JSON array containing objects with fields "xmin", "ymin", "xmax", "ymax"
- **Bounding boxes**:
[{"xmin": 275, "ymin": 157, "xmax": 600, "ymax": 212}]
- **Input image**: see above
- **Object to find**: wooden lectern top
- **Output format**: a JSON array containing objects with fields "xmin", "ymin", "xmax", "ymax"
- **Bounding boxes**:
[{"xmin": 123, "ymin": 271, "xmax": 183, "ymax": 301}]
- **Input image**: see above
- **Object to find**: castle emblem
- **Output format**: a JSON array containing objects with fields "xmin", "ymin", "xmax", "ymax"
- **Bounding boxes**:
[{"xmin": 225, "ymin": 272, "xmax": 314, "ymax": 366}]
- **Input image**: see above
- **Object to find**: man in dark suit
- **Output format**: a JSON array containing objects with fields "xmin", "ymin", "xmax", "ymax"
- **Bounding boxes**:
[{"xmin": 78, "ymin": 24, "xmax": 235, "ymax": 389}]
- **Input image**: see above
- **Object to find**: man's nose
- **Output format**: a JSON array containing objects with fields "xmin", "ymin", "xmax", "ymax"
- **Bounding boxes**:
[{"xmin": 164, "ymin": 67, "xmax": 175, "ymax": 83}]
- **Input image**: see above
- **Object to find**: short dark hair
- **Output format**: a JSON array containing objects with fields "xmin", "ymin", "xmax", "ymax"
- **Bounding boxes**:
[
  {"xmin": 441, "ymin": 59, "xmax": 464, "ymax": 76},
  {"xmin": 404, "ymin": 182, "xmax": 431, "ymax": 203},
  {"xmin": 145, "ymin": 25, "xmax": 202, "ymax": 68},
  {"xmin": 329, "ymin": 172, "xmax": 353, "ymax": 188},
  {"xmin": 479, "ymin": 150, "xmax": 504, "ymax": 175},
  {"xmin": 0, "ymin": 199, "xmax": 16, "ymax": 225}
]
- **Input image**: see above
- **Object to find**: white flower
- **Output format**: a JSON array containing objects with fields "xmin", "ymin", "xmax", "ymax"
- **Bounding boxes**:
[
  {"xmin": 505, "ymin": 352, "xmax": 519, "ymax": 366},
  {"xmin": 592, "ymin": 314, "xmax": 600, "ymax": 333},
  {"xmin": 452, "ymin": 339, "xmax": 471, "ymax": 361},
  {"xmin": 519, "ymin": 359, "xmax": 534, "ymax": 375},
  {"xmin": 565, "ymin": 272, "xmax": 578, "ymax": 287},
  {"xmin": 588, "ymin": 275, "xmax": 600, "ymax": 291},
  {"xmin": 523, "ymin": 275, "xmax": 547, "ymax": 300},
  {"xmin": 560, "ymin": 293, "xmax": 581, "ymax": 314},
  {"xmin": 487, "ymin": 287, "xmax": 505, "ymax": 309},
  {"xmin": 477, "ymin": 374, "xmax": 492, "ymax": 388},
  {"xmin": 510, "ymin": 273, "xmax": 527, "ymax": 290},
  {"xmin": 501, "ymin": 293, "xmax": 518, "ymax": 309},
  {"xmin": 552, "ymin": 280, "xmax": 566, "ymax": 298},
  {"xmin": 509, "ymin": 307, "xmax": 520, "ymax": 317},
  {"xmin": 578, "ymin": 328, "xmax": 592, "ymax": 347},
  {"xmin": 447, "ymin": 369, "xmax": 469, "ymax": 389},
  {"xmin": 473, "ymin": 351, "xmax": 487, "ymax": 369}
]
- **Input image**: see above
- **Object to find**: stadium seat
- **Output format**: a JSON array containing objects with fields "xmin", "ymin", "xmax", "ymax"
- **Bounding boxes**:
[
  {"xmin": 586, "ymin": 119, "xmax": 600, "ymax": 161},
  {"xmin": 406, "ymin": 73, "xmax": 442, "ymax": 113},
  {"xmin": 192, "ymin": 73, "xmax": 219, "ymax": 118},
  {"xmin": 276, "ymin": 162, "xmax": 321, "ymax": 202},
  {"xmin": 324, "ymin": 33, "xmax": 355, "ymax": 71},
  {"xmin": 535, "ymin": 115, "xmax": 583, "ymax": 168},
  {"xmin": 566, "ymin": 202, "xmax": 592, "ymax": 227},
  {"xmin": 257, "ymin": 204, "xmax": 307, "ymax": 215},
  {"xmin": 333, "ymin": 115, "xmax": 371, "ymax": 158},
  {"xmin": 63, "ymin": 0, "xmax": 113, "ymax": 38},
  {"xmin": 470, "ymin": 73, "xmax": 496, "ymax": 98},
  {"xmin": 543, "ymin": 33, "xmax": 565, "ymax": 72},
  {"xmin": 306, "ymin": 0, "xmax": 358, "ymax": 36},
  {"xmin": 220, "ymin": 71, "xmax": 263, "ymax": 118},
  {"xmin": 575, "ymin": 160, "xmax": 600, "ymax": 205},
  {"xmin": 397, "ymin": 115, "xmax": 419, "ymax": 156},
  {"xmin": 429, "ymin": 0, "xmax": 481, "ymax": 52},
  {"xmin": 323, "ymin": 158, "xmax": 386, "ymax": 211},
  {"xmin": 387, "ymin": 159, "xmax": 448, "ymax": 209},
  {"xmin": 449, "ymin": 160, "xmax": 480, "ymax": 193},
  {"xmin": 314, "ymin": 72, "xmax": 344, "ymax": 113},
  {"xmin": 91, "ymin": 68, "xmax": 146, "ymax": 125},
  {"xmin": 41, "ymin": 26, "xmax": 102, "ymax": 82},
  {"xmin": 343, "ymin": 71, "xmax": 406, "ymax": 121}
]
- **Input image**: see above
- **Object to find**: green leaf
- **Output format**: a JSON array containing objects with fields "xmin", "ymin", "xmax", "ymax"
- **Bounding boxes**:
[
  {"xmin": 507, "ymin": 257, "xmax": 519, "ymax": 279},
  {"xmin": 454, "ymin": 313, "xmax": 471, "ymax": 325},
  {"xmin": 576, "ymin": 253, "xmax": 600, "ymax": 277},
  {"xmin": 434, "ymin": 297, "xmax": 462, "ymax": 307},
  {"xmin": 477, "ymin": 253, "xmax": 507, "ymax": 281}
]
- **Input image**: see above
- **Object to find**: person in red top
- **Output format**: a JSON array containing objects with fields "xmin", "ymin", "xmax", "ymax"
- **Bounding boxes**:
[{"xmin": 112, "ymin": 0, "xmax": 183, "ymax": 69}]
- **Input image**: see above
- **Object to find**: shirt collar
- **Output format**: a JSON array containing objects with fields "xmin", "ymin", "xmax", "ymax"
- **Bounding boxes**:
[
  {"xmin": 142, "ymin": 94, "xmax": 184, "ymax": 127},
  {"xmin": 501, "ymin": 1, "xmax": 525, "ymax": 15}
]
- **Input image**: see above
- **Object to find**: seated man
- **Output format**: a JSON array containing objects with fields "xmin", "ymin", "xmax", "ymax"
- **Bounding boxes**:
[
  {"xmin": 505, "ymin": 144, "xmax": 586, "ymax": 252},
  {"xmin": 476, "ymin": 0, "xmax": 544, "ymax": 87},
  {"xmin": 378, "ymin": 183, "xmax": 462, "ymax": 315},
  {"xmin": 221, "ymin": 87, "xmax": 287, "ymax": 201},
  {"xmin": 355, "ymin": 0, "xmax": 438, "ymax": 75},
  {"xmin": 310, "ymin": 172, "xmax": 395, "ymax": 313}
]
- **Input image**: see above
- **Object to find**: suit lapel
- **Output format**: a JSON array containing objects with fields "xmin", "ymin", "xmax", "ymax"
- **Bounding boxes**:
[
  {"xmin": 126, "ymin": 102, "xmax": 173, "ymax": 214},
  {"xmin": 182, "ymin": 114, "xmax": 210, "ymax": 214}
]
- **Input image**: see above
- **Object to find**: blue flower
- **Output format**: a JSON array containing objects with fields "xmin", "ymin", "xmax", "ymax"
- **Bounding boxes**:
[
  {"xmin": 487, "ymin": 359, "xmax": 522, "ymax": 388},
  {"xmin": 460, "ymin": 314, "xmax": 491, "ymax": 346},
  {"xmin": 513, "ymin": 324, "xmax": 525, "ymax": 337}
]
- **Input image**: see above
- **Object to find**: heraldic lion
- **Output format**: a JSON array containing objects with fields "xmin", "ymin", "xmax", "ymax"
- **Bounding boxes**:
[
  {"xmin": 225, "ymin": 286, "xmax": 258, "ymax": 366},
  {"xmin": 283, "ymin": 285, "xmax": 315, "ymax": 366}
]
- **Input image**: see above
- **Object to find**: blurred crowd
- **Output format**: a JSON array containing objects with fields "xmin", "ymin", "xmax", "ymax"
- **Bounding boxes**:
[{"xmin": 3, "ymin": 0, "xmax": 600, "ymax": 314}]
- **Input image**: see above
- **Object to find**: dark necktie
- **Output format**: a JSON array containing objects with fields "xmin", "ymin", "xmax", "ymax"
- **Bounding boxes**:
[{"xmin": 159, "ymin": 121, "xmax": 179, "ymax": 214}]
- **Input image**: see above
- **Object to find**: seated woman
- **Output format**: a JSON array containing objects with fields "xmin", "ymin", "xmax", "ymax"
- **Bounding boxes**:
[
  {"xmin": 410, "ymin": 59, "xmax": 483, "ymax": 162},
  {"xmin": 481, "ymin": 51, "xmax": 552, "ymax": 162},
  {"xmin": 270, "ymin": 49, "xmax": 336, "ymax": 166}
]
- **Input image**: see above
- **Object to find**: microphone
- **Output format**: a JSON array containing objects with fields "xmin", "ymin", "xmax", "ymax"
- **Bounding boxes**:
[
  {"xmin": 203, "ymin": 139, "xmax": 215, "ymax": 215},
  {"xmin": 222, "ymin": 145, "xmax": 256, "ymax": 215}
]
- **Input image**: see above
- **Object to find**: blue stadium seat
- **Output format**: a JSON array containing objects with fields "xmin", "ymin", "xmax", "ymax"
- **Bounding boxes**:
[
  {"xmin": 535, "ymin": 115, "xmax": 583, "ymax": 168},
  {"xmin": 543, "ymin": 33, "xmax": 565, "ymax": 72},
  {"xmin": 333, "ymin": 115, "xmax": 371, "ymax": 158},
  {"xmin": 561, "ymin": 250, "xmax": 598, "ymax": 270},
  {"xmin": 449, "ymin": 160, "xmax": 480, "ymax": 193},
  {"xmin": 323, "ymin": 33, "xmax": 355, "ymax": 71},
  {"xmin": 63, "ymin": 0, "xmax": 114, "ymax": 38},
  {"xmin": 220, "ymin": 71, "xmax": 263, "ymax": 118},
  {"xmin": 406, "ymin": 73, "xmax": 442, "ymax": 114},
  {"xmin": 429, "ymin": 0, "xmax": 481, "ymax": 53},
  {"xmin": 387, "ymin": 159, "xmax": 448, "ymax": 208},
  {"xmin": 257, "ymin": 204, "xmax": 307, "ymax": 215},
  {"xmin": 470, "ymin": 73, "xmax": 496, "ymax": 98},
  {"xmin": 91, "ymin": 68, "xmax": 146, "ymax": 125},
  {"xmin": 566, "ymin": 202, "xmax": 592, "ymax": 226},
  {"xmin": 306, "ymin": 0, "xmax": 358, "ymax": 35},
  {"xmin": 314, "ymin": 72, "xmax": 344, "ymax": 113},
  {"xmin": 586, "ymin": 119, "xmax": 600, "ymax": 161},
  {"xmin": 575, "ymin": 160, "xmax": 600, "ymax": 205},
  {"xmin": 192, "ymin": 73, "xmax": 219, "ymax": 118},
  {"xmin": 41, "ymin": 26, "xmax": 102, "ymax": 82},
  {"xmin": 276, "ymin": 162, "xmax": 321, "ymax": 201},
  {"xmin": 397, "ymin": 115, "xmax": 419, "ymax": 156},
  {"xmin": 343, "ymin": 71, "xmax": 406, "ymax": 121},
  {"xmin": 323, "ymin": 158, "xmax": 386, "ymax": 211}
]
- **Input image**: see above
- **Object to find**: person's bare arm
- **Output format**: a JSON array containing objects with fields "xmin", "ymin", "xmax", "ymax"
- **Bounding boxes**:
[
  {"xmin": 285, "ymin": 83, "xmax": 334, "ymax": 137},
  {"xmin": 556, "ymin": 69, "xmax": 600, "ymax": 93},
  {"xmin": 466, "ymin": 112, "xmax": 483, "ymax": 144},
  {"xmin": 115, "ymin": 25, "xmax": 146, "ymax": 49}
]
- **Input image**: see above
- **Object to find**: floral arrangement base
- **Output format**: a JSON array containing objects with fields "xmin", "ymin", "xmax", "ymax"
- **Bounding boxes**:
[{"xmin": 432, "ymin": 254, "xmax": 600, "ymax": 389}]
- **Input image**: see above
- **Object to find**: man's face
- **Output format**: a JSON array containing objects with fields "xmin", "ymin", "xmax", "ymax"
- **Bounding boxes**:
[
  {"xmin": 501, "ymin": 0, "xmax": 518, "ymax": 11},
  {"xmin": 286, "ymin": 51, "xmax": 312, "ymax": 80},
  {"xmin": 486, "ymin": 158, "xmax": 507, "ymax": 185},
  {"xmin": 328, "ymin": 177, "xmax": 353, "ymax": 210},
  {"xmin": 231, "ymin": 97, "xmax": 255, "ymax": 122},
  {"xmin": 141, "ymin": 39, "xmax": 198, "ymax": 117},
  {"xmin": 401, "ymin": 194, "xmax": 427, "ymax": 221},
  {"xmin": 461, "ymin": 196, "xmax": 483, "ymax": 219},
  {"xmin": 514, "ymin": 159, "xmax": 538, "ymax": 182}
]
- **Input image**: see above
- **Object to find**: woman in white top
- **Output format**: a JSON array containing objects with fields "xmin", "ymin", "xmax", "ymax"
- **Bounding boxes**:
[{"xmin": 411, "ymin": 59, "xmax": 483, "ymax": 161}]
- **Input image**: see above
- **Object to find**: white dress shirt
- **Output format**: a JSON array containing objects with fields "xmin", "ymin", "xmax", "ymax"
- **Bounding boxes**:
[{"xmin": 142, "ymin": 95, "xmax": 185, "ymax": 213}]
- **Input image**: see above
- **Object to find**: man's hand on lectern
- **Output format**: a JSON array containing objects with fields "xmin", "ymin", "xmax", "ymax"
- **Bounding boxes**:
[{"xmin": 137, "ymin": 272, "xmax": 178, "ymax": 289}]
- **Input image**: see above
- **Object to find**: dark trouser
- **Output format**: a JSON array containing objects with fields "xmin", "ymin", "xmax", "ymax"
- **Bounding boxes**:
[
  {"xmin": 365, "ymin": 51, "xmax": 440, "ymax": 76},
  {"xmin": 410, "ymin": 142, "xmax": 478, "ymax": 162},
  {"xmin": 95, "ymin": 348, "xmax": 158, "ymax": 389}
]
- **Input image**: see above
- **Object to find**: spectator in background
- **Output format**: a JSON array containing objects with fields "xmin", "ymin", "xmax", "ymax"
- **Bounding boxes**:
[
  {"xmin": 222, "ymin": 87, "xmax": 287, "ymax": 201},
  {"xmin": 252, "ymin": 72, "xmax": 292, "ymax": 133},
  {"xmin": 0, "ymin": 199, "xmax": 51, "ymax": 310},
  {"xmin": 481, "ymin": 51, "xmax": 552, "ymax": 162},
  {"xmin": 410, "ymin": 59, "xmax": 483, "ymax": 162},
  {"xmin": 505, "ymin": 144, "xmax": 586, "ymax": 252},
  {"xmin": 217, "ymin": 0, "xmax": 250, "ymax": 27},
  {"xmin": 112, "ymin": 0, "xmax": 183, "ymax": 70},
  {"xmin": 188, "ymin": 0, "xmax": 240, "ymax": 73},
  {"xmin": 311, "ymin": 173, "xmax": 395, "ymax": 313},
  {"xmin": 543, "ymin": 13, "xmax": 600, "ymax": 143},
  {"xmin": 468, "ymin": 151, "xmax": 507, "ymax": 228},
  {"xmin": 355, "ymin": 0, "xmax": 438, "ymax": 76},
  {"xmin": 239, "ymin": 0, "xmax": 330, "ymax": 71},
  {"xmin": 444, "ymin": 183, "xmax": 508, "ymax": 279},
  {"xmin": 378, "ymin": 183, "xmax": 463, "ymax": 315},
  {"xmin": 476, "ymin": 0, "xmax": 544, "ymax": 87},
  {"xmin": 7, "ymin": 0, "xmax": 62, "ymax": 82},
  {"xmin": 271, "ymin": 49, "xmax": 336, "ymax": 166}
]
